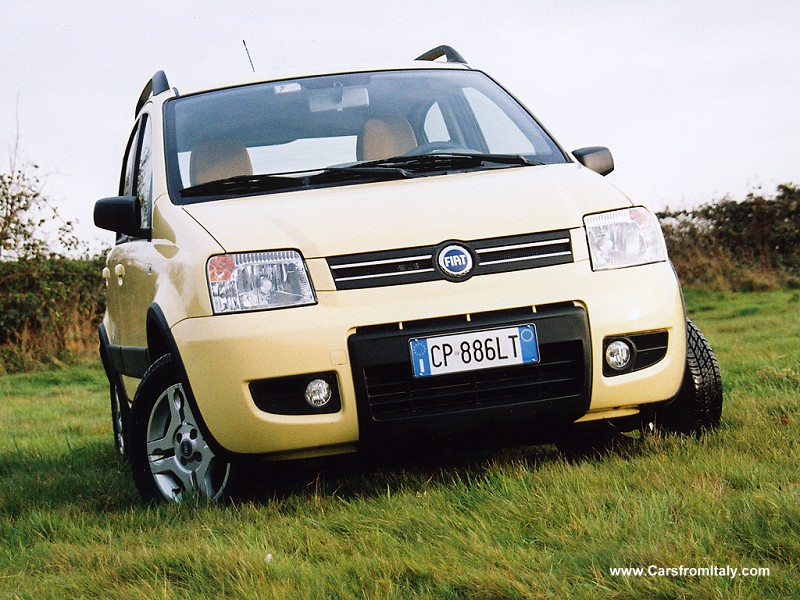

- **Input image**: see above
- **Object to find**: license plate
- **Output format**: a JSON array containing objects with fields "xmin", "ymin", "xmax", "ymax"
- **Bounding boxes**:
[{"xmin": 409, "ymin": 324, "xmax": 539, "ymax": 378}]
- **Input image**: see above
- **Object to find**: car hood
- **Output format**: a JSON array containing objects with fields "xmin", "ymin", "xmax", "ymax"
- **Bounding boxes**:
[{"xmin": 181, "ymin": 164, "xmax": 633, "ymax": 258}]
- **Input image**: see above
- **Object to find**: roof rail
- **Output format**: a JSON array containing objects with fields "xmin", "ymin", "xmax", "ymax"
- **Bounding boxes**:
[
  {"xmin": 135, "ymin": 70, "xmax": 171, "ymax": 116},
  {"xmin": 415, "ymin": 45, "xmax": 467, "ymax": 64}
]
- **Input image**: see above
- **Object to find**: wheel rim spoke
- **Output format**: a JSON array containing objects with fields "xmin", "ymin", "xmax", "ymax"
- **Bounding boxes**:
[
  {"xmin": 194, "ymin": 459, "xmax": 213, "ymax": 498},
  {"xmin": 112, "ymin": 389, "xmax": 126, "ymax": 454},
  {"xmin": 150, "ymin": 453, "xmax": 193, "ymax": 500},
  {"xmin": 166, "ymin": 385, "xmax": 185, "ymax": 426},
  {"xmin": 149, "ymin": 452, "xmax": 177, "ymax": 475},
  {"xmin": 143, "ymin": 380, "xmax": 231, "ymax": 502},
  {"xmin": 192, "ymin": 439, "xmax": 229, "ymax": 500},
  {"xmin": 146, "ymin": 384, "xmax": 183, "ymax": 455},
  {"xmin": 147, "ymin": 437, "xmax": 169, "ymax": 456}
]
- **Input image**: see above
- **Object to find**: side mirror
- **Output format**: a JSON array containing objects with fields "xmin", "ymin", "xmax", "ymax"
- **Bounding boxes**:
[
  {"xmin": 94, "ymin": 196, "xmax": 148, "ymax": 238},
  {"xmin": 572, "ymin": 146, "xmax": 614, "ymax": 176}
]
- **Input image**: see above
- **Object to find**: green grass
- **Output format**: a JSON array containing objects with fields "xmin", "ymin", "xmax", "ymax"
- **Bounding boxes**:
[{"xmin": 1, "ymin": 290, "xmax": 798, "ymax": 598}]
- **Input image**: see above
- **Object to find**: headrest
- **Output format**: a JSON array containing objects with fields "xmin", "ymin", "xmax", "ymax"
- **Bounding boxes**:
[
  {"xmin": 360, "ymin": 118, "xmax": 417, "ymax": 161},
  {"xmin": 189, "ymin": 138, "xmax": 253, "ymax": 186}
]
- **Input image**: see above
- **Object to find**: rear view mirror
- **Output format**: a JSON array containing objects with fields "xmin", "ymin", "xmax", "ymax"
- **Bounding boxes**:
[
  {"xmin": 573, "ymin": 147, "xmax": 614, "ymax": 176},
  {"xmin": 94, "ymin": 196, "xmax": 148, "ymax": 238},
  {"xmin": 309, "ymin": 86, "xmax": 369, "ymax": 113}
]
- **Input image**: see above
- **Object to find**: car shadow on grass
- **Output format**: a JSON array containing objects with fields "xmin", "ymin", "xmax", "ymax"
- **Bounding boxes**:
[
  {"xmin": 230, "ymin": 430, "xmax": 651, "ymax": 505},
  {"xmin": 0, "ymin": 431, "xmax": 654, "ymax": 511}
]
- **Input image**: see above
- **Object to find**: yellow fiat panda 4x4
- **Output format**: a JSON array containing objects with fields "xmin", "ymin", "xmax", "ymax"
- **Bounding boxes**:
[{"xmin": 95, "ymin": 46, "xmax": 722, "ymax": 502}]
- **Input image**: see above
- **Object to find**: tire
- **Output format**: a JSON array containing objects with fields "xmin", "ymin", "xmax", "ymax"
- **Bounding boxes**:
[
  {"xmin": 128, "ymin": 354, "xmax": 232, "ymax": 503},
  {"xmin": 656, "ymin": 319, "xmax": 723, "ymax": 435},
  {"xmin": 110, "ymin": 382, "xmax": 130, "ymax": 456}
]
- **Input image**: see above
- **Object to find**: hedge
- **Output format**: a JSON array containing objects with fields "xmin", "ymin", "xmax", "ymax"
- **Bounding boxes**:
[
  {"xmin": 0, "ymin": 255, "xmax": 105, "ymax": 371},
  {"xmin": 659, "ymin": 184, "xmax": 800, "ymax": 290}
]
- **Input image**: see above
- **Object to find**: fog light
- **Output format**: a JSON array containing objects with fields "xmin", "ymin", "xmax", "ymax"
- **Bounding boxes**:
[
  {"xmin": 605, "ymin": 340, "xmax": 632, "ymax": 371},
  {"xmin": 304, "ymin": 379, "xmax": 332, "ymax": 408}
]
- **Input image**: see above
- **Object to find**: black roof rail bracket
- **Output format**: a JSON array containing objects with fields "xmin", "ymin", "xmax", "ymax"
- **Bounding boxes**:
[
  {"xmin": 135, "ymin": 70, "xmax": 171, "ymax": 116},
  {"xmin": 415, "ymin": 45, "xmax": 467, "ymax": 64}
]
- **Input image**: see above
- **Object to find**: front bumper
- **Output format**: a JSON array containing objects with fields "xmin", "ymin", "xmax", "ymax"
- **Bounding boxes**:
[
  {"xmin": 171, "ymin": 258, "xmax": 686, "ymax": 456},
  {"xmin": 349, "ymin": 304, "xmax": 590, "ymax": 448}
]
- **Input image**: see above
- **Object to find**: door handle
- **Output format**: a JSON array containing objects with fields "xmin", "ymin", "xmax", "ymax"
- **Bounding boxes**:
[{"xmin": 114, "ymin": 264, "xmax": 125, "ymax": 285}]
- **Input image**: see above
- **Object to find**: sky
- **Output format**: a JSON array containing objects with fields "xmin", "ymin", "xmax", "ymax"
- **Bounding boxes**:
[{"xmin": 2, "ymin": 0, "xmax": 799, "ymax": 252}]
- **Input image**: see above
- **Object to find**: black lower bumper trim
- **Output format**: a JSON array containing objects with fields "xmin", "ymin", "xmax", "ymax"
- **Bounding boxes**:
[{"xmin": 349, "ymin": 304, "xmax": 592, "ymax": 448}]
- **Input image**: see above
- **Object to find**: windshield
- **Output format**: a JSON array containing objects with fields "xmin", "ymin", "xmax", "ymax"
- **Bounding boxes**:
[{"xmin": 164, "ymin": 69, "xmax": 568, "ymax": 203}]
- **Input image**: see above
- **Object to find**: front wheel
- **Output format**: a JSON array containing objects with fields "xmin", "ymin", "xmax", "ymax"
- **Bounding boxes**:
[
  {"xmin": 655, "ymin": 319, "xmax": 723, "ymax": 435},
  {"xmin": 129, "ymin": 355, "xmax": 232, "ymax": 502}
]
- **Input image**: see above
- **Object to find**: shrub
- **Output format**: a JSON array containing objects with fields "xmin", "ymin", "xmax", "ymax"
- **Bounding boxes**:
[
  {"xmin": 0, "ymin": 256, "xmax": 105, "ymax": 372},
  {"xmin": 659, "ymin": 184, "xmax": 800, "ymax": 290}
]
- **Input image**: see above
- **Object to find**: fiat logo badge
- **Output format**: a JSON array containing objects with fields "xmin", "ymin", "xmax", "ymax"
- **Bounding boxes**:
[{"xmin": 438, "ymin": 244, "xmax": 473, "ymax": 278}]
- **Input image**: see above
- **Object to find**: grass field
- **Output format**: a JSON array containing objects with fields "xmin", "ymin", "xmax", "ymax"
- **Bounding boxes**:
[{"xmin": 1, "ymin": 290, "xmax": 798, "ymax": 598}]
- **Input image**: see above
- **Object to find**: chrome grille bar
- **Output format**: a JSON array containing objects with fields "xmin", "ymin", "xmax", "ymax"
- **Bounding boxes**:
[{"xmin": 327, "ymin": 229, "xmax": 573, "ymax": 290}]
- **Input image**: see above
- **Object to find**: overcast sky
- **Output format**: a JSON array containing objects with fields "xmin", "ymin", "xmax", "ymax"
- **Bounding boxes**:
[{"xmin": 2, "ymin": 0, "xmax": 799, "ymax": 251}]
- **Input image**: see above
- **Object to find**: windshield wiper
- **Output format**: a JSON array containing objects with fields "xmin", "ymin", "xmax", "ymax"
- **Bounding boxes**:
[
  {"xmin": 180, "ymin": 153, "xmax": 540, "ymax": 198},
  {"xmin": 181, "ymin": 165, "xmax": 416, "ymax": 198},
  {"xmin": 445, "ymin": 152, "xmax": 542, "ymax": 167},
  {"xmin": 320, "ymin": 164, "xmax": 416, "ymax": 180},
  {"xmin": 181, "ymin": 173, "xmax": 307, "ymax": 198},
  {"xmin": 343, "ymin": 152, "xmax": 542, "ymax": 173}
]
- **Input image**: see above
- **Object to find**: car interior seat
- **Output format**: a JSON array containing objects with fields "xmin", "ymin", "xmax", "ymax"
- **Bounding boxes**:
[
  {"xmin": 189, "ymin": 138, "xmax": 253, "ymax": 186},
  {"xmin": 359, "ymin": 117, "xmax": 417, "ymax": 161}
]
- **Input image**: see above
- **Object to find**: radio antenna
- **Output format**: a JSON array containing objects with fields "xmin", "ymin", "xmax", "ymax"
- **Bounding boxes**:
[{"xmin": 242, "ymin": 40, "xmax": 255, "ymax": 72}]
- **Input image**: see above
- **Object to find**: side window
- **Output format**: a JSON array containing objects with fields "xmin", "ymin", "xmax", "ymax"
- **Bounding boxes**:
[
  {"xmin": 423, "ymin": 102, "xmax": 451, "ymax": 143},
  {"xmin": 116, "ymin": 116, "xmax": 152, "ymax": 239},
  {"xmin": 120, "ymin": 120, "xmax": 142, "ymax": 197},
  {"xmin": 137, "ymin": 117, "xmax": 153, "ymax": 229}
]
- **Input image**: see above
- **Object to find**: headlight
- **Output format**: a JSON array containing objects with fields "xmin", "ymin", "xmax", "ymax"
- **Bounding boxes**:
[
  {"xmin": 207, "ymin": 250, "xmax": 316, "ymax": 314},
  {"xmin": 584, "ymin": 207, "xmax": 668, "ymax": 271}
]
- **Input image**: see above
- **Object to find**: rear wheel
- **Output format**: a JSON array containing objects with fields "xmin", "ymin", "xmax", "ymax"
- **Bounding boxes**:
[
  {"xmin": 129, "ymin": 354, "xmax": 232, "ymax": 502},
  {"xmin": 656, "ymin": 319, "xmax": 723, "ymax": 435},
  {"xmin": 110, "ymin": 382, "xmax": 130, "ymax": 456}
]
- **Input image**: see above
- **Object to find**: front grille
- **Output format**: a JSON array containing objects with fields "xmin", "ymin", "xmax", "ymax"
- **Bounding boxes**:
[
  {"xmin": 328, "ymin": 248, "xmax": 436, "ymax": 288},
  {"xmin": 328, "ymin": 230, "xmax": 573, "ymax": 290},
  {"xmin": 363, "ymin": 340, "xmax": 584, "ymax": 421},
  {"xmin": 348, "ymin": 304, "xmax": 591, "ymax": 444}
]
